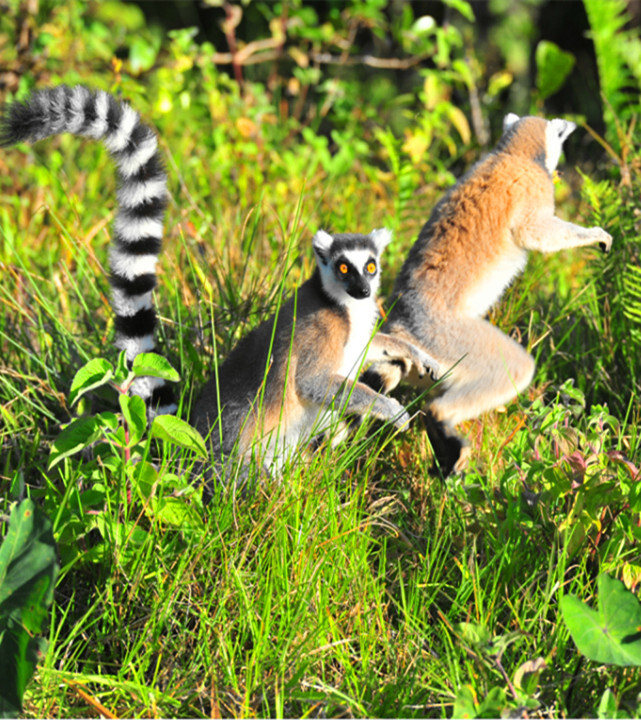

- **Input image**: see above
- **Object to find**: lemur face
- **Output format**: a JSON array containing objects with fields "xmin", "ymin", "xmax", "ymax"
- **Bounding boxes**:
[
  {"xmin": 312, "ymin": 229, "xmax": 392, "ymax": 305},
  {"xmin": 544, "ymin": 118, "xmax": 576, "ymax": 173}
]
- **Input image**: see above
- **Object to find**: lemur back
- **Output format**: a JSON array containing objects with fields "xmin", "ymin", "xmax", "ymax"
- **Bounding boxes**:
[
  {"xmin": 0, "ymin": 85, "xmax": 176, "ymax": 415},
  {"xmin": 368, "ymin": 114, "xmax": 612, "ymax": 476},
  {"xmin": 192, "ymin": 229, "xmax": 439, "ymax": 478}
]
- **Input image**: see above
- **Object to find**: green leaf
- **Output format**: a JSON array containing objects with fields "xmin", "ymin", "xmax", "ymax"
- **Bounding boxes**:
[
  {"xmin": 598, "ymin": 688, "xmax": 627, "ymax": 719},
  {"xmin": 442, "ymin": 0, "xmax": 474, "ymax": 22},
  {"xmin": 0, "ymin": 500, "xmax": 58, "ymax": 716},
  {"xmin": 48, "ymin": 412, "xmax": 119, "ymax": 469},
  {"xmin": 95, "ymin": 1, "xmax": 145, "ymax": 30},
  {"xmin": 452, "ymin": 685, "xmax": 477, "ymax": 719},
  {"xmin": 132, "ymin": 353, "xmax": 180, "ymax": 383},
  {"xmin": 561, "ymin": 573, "xmax": 641, "ymax": 666},
  {"xmin": 119, "ymin": 394, "xmax": 148, "ymax": 447},
  {"xmin": 513, "ymin": 656, "xmax": 546, "ymax": 695},
  {"xmin": 151, "ymin": 415, "xmax": 207, "ymax": 459},
  {"xmin": 114, "ymin": 350, "xmax": 130, "ymax": 385},
  {"xmin": 457, "ymin": 621, "xmax": 491, "ymax": 647},
  {"xmin": 535, "ymin": 40, "xmax": 576, "ymax": 100},
  {"xmin": 478, "ymin": 687, "xmax": 508, "ymax": 717},
  {"xmin": 68, "ymin": 358, "xmax": 114, "ymax": 406},
  {"xmin": 486, "ymin": 70, "xmax": 513, "ymax": 98},
  {"xmin": 128, "ymin": 36, "xmax": 159, "ymax": 74},
  {"xmin": 154, "ymin": 497, "xmax": 204, "ymax": 529}
]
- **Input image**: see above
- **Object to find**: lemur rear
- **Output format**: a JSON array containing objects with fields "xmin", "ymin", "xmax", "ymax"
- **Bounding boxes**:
[
  {"xmin": 0, "ymin": 85, "xmax": 176, "ymax": 415},
  {"xmin": 192, "ymin": 228, "xmax": 439, "ymax": 480},
  {"xmin": 366, "ymin": 114, "xmax": 613, "ymax": 476}
]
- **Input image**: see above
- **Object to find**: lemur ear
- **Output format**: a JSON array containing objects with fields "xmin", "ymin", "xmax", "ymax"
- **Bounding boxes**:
[
  {"xmin": 370, "ymin": 228, "xmax": 392, "ymax": 253},
  {"xmin": 312, "ymin": 229, "xmax": 334, "ymax": 262},
  {"xmin": 503, "ymin": 113, "xmax": 520, "ymax": 132}
]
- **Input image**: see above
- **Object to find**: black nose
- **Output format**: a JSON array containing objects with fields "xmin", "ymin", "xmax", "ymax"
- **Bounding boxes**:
[{"xmin": 350, "ymin": 284, "xmax": 370, "ymax": 299}]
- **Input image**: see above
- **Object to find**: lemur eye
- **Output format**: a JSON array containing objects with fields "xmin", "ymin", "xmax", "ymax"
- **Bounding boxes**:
[
  {"xmin": 366, "ymin": 261, "xmax": 377, "ymax": 274},
  {"xmin": 339, "ymin": 263, "xmax": 349, "ymax": 275}
]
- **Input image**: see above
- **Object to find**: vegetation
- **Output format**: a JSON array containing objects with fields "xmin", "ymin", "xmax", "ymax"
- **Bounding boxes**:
[{"xmin": 1, "ymin": 0, "xmax": 640, "ymax": 716}]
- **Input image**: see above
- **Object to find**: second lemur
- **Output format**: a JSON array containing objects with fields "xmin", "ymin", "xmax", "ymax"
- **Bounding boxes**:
[{"xmin": 365, "ymin": 113, "xmax": 613, "ymax": 475}]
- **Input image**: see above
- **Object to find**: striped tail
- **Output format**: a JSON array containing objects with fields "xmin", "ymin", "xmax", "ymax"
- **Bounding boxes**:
[{"xmin": 0, "ymin": 84, "xmax": 177, "ymax": 416}]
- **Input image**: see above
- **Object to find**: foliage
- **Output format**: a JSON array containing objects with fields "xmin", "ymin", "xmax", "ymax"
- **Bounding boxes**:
[
  {"xmin": 534, "ymin": 40, "xmax": 576, "ymax": 104},
  {"xmin": 561, "ymin": 573, "xmax": 641, "ymax": 666},
  {"xmin": 0, "ymin": 0, "xmax": 640, "ymax": 717},
  {"xmin": 0, "ymin": 500, "xmax": 58, "ymax": 717},
  {"xmin": 583, "ymin": 0, "xmax": 641, "ymax": 143},
  {"xmin": 577, "ymin": 162, "xmax": 641, "ymax": 407},
  {"xmin": 44, "ymin": 352, "xmax": 206, "ymax": 569}
]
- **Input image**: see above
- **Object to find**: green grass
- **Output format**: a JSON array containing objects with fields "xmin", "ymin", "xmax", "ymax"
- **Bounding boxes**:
[{"xmin": 2, "ymin": 48, "xmax": 641, "ymax": 720}]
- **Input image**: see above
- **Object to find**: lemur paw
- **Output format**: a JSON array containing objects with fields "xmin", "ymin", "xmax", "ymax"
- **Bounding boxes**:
[
  {"xmin": 591, "ymin": 227, "xmax": 612, "ymax": 253},
  {"xmin": 389, "ymin": 399, "xmax": 411, "ymax": 430},
  {"xmin": 414, "ymin": 349, "xmax": 441, "ymax": 381}
]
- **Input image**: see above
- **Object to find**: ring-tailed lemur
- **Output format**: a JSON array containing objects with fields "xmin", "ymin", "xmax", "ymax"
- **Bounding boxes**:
[
  {"xmin": 364, "ymin": 113, "xmax": 613, "ymax": 476},
  {"xmin": 0, "ymin": 84, "xmax": 177, "ymax": 415},
  {"xmin": 191, "ymin": 228, "xmax": 440, "ymax": 478}
]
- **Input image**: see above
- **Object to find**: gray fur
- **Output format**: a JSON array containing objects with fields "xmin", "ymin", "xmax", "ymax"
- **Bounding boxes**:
[{"xmin": 192, "ymin": 230, "xmax": 439, "ymax": 483}]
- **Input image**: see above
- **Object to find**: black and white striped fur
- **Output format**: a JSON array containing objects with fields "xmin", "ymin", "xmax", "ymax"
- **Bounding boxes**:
[{"xmin": 0, "ymin": 85, "xmax": 176, "ymax": 415}]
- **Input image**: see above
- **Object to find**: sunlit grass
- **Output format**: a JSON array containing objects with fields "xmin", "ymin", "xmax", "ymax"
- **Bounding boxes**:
[{"xmin": 1, "ymin": 92, "xmax": 640, "ymax": 719}]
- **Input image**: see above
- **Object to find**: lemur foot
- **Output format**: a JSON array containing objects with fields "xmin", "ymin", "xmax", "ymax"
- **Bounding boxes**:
[
  {"xmin": 423, "ymin": 410, "xmax": 469, "ymax": 477},
  {"xmin": 590, "ymin": 227, "xmax": 612, "ymax": 253}
]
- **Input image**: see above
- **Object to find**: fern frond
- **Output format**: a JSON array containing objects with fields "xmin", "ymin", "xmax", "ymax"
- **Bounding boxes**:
[
  {"xmin": 623, "ymin": 262, "xmax": 641, "ymax": 324},
  {"xmin": 583, "ymin": 0, "xmax": 641, "ymax": 139},
  {"xmin": 374, "ymin": 127, "xmax": 419, "ymax": 233}
]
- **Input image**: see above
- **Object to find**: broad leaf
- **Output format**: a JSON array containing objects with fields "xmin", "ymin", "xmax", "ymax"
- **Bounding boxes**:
[
  {"xmin": 457, "ymin": 622, "xmax": 491, "ymax": 647},
  {"xmin": 113, "ymin": 350, "xmax": 129, "ymax": 385},
  {"xmin": 48, "ymin": 412, "xmax": 119, "ymax": 469},
  {"xmin": 535, "ymin": 40, "xmax": 576, "ymax": 100},
  {"xmin": 119, "ymin": 394, "xmax": 148, "ymax": 447},
  {"xmin": 452, "ymin": 685, "xmax": 477, "ymax": 719},
  {"xmin": 0, "ymin": 500, "xmax": 58, "ymax": 717},
  {"xmin": 68, "ymin": 358, "xmax": 113, "ymax": 406},
  {"xmin": 132, "ymin": 353, "xmax": 180, "ymax": 383},
  {"xmin": 151, "ymin": 415, "xmax": 207, "ymax": 459},
  {"xmin": 561, "ymin": 573, "xmax": 641, "ymax": 666}
]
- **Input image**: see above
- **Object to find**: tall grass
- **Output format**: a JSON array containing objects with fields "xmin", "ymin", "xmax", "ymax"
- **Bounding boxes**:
[{"xmin": 1, "ymin": 14, "xmax": 641, "ymax": 719}]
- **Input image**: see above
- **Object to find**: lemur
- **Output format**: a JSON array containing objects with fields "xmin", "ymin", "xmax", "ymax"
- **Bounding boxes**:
[
  {"xmin": 364, "ymin": 113, "xmax": 613, "ymax": 476},
  {"xmin": 191, "ymin": 228, "xmax": 440, "ymax": 479},
  {"xmin": 1, "ymin": 85, "xmax": 438, "ymax": 475}
]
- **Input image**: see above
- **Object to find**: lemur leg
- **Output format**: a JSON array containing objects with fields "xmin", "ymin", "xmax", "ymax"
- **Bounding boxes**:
[
  {"xmin": 516, "ymin": 214, "xmax": 612, "ymax": 253},
  {"xmin": 373, "ymin": 316, "xmax": 534, "ymax": 475},
  {"xmin": 422, "ymin": 410, "xmax": 471, "ymax": 478},
  {"xmin": 360, "ymin": 326, "xmax": 437, "ymax": 395},
  {"xmin": 424, "ymin": 318, "xmax": 533, "ymax": 475},
  {"xmin": 365, "ymin": 332, "xmax": 440, "ymax": 380},
  {"xmin": 297, "ymin": 374, "xmax": 411, "ymax": 430},
  {"xmin": 426, "ymin": 316, "xmax": 534, "ymax": 427}
]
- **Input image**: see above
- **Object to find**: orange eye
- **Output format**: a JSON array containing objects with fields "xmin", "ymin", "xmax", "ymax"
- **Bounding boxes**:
[
  {"xmin": 339, "ymin": 263, "xmax": 349, "ymax": 275},
  {"xmin": 366, "ymin": 262, "xmax": 376, "ymax": 274}
]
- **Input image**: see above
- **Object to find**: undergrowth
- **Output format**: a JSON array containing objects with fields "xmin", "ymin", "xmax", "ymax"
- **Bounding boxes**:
[{"xmin": 1, "ymin": 0, "xmax": 641, "ymax": 718}]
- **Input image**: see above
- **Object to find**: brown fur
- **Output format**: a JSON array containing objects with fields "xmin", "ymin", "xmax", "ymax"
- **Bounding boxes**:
[{"xmin": 372, "ymin": 115, "xmax": 612, "ymax": 475}]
